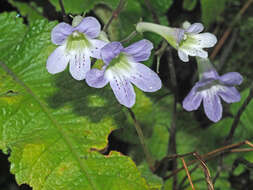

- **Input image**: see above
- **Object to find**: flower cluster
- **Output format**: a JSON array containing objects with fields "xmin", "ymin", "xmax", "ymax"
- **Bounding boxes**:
[
  {"xmin": 47, "ymin": 16, "xmax": 243, "ymax": 122},
  {"xmin": 47, "ymin": 16, "xmax": 161, "ymax": 108}
]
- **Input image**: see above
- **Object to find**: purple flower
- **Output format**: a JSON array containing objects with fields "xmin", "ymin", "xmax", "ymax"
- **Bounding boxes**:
[
  {"xmin": 85, "ymin": 40, "xmax": 162, "ymax": 108},
  {"xmin": 175, "ymin": 22, "xmax": 217, "ymax": 62},
  {"xmin": 136, "ymin": 21, "xmax": 217, "ymax": 62},
  {"xmin": 46, "ymin": 16, "xmax": 107, "ymax": 80},
  {"xmin": 183, "ymin": 69, "xmax": 243, "ymax": 122}
]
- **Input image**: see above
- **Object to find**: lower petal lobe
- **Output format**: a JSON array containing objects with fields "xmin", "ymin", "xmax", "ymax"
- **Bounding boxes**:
[
  {"xmin": 109, "ymin": 76, "xmax": 136, "ymax": 108},
  {"xmin": 69, "ymin": 50, "xmax": 91, "ymax": 80},
  {"xmin": 129, "ymin": 62, "xmax": 161, "ymax": 92},
  {"xmin": 46, "ymin": 46, "xmax": 69, "ymax": 74}
]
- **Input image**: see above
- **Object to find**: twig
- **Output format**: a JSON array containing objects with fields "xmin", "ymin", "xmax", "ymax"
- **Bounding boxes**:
[
  {"xmin": 164, "ymin": 140, "xmax": 253, "ymax": 180},
  {"xmin": 180, "ymin": 157, "xmax": 196, "ymax": 190},
  {"xmin": 210, "ymin": 0, "xmax": 253, "ymax": 59},
  {"xmin": 179, "ymin": 165, "xmax": 199, "ymax": 190},
  {"xmin": 59, "ymin": 0, "xmax": 69, "ymax": 23},
  {"xmin": 218, "ymin": 30, "xmax": 238, "ymax": 71},
  {"xmin": 127, "ymin": 108, "xmax": 155, "ymax": 171},
  {"xmin": 120, "ymin": 30, "xmax": 138, "ymax": 43},
  {"xmin": 103, "ymin": 0, "xmax": 126, "ymax": 33},
  {"xmin": 193, "ymin": 152, "xmax": 214, "ymax": 190}
]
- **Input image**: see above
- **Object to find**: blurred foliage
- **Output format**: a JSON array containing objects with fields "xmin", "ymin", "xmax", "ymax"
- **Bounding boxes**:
[{"xmin": 0, "ymin": 0, "xmax": 253, "ymax": 190}]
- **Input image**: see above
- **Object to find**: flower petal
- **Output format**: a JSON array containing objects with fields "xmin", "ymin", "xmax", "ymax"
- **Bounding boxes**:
[
  {"xmin": 101, "ymin": 42, "xmax": 124, "ymax": 64},
  {"xmin": 69, "ymin": 51, "xmax": 91, "ymax": 80},
  {"xmin": 109, "ymin": 75, "xmax": 136, "ymax": 108},
  {"xmin": 75, "ymin": 17, "xmax": 101, "ymax": 39},
  {"xmin": 123, "ymin": 39, "xmax": 153, "ymax": 62},
  {"xmin": 186, "ymin": 23, "xmax": 204, "ymax": 34},
  {"xmin": 203, "ymin": 93, "xmax": 222, "ymax": 122},
  {"xmin": 183, "ymin": 87, "xmax": 203, "ymax": 111},
  {"xmin": 89, "ymin": 39, "xmax": 108, "ymax": 59},
  {"xmin": 175, "ymin": 29, "xmax": 185, "ymax": 44},
  {"xmin": 180, "ymin": 46, "xmax": 208, "ymax": 59},
  {"xmin": 51, "ymin": 23, "xmax": 73, "ymax": 45},
  {"xmin": 218, "ymin": 86, "xmax": 241, "ymax": 103},
  {"xmin": 191, "ymin": 33, "xmax": 217, "ymax": 48},
  {"xmin": 46, "ymin": 46, "xmax": 69, "ymax": 74},
  {"xmin": 178, "ymin": 49, "xmax": 189, "ymax": 62},
  {"xmin": 129, "ymin": 62, "xmax": 162, "ymax": 92},
  {"xmin": 86, "ymin": 67, "xmax": 108, "ymax": 88},
  {"xmin": 219, "ymin": 72, "xmax": 243, "ymax": 86}
]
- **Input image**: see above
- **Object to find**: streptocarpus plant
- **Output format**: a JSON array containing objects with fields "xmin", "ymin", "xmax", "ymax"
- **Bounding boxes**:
[{"xmin": 0, "ymin": 0, "xmax": 252, "ymax": 189}]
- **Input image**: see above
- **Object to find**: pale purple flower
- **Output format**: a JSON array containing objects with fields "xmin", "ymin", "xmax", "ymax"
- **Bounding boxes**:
[
  {"xmin": 183, "ymin": 69, "xmax": 243, "ymax": 122},
  {"xmin": 85, "ymin": 40, "xmax": 162, "ymax": 108},
  {"xmin": 136, "ymin": 22, "xmax": 217, "ymax": 62},
  {"xmin": 46, "ymin": 16, "xmax": 107, "ymax": 80},
  {"xmin": 175, "ymin": 22, "xmax": 217, "ymax": 62}
]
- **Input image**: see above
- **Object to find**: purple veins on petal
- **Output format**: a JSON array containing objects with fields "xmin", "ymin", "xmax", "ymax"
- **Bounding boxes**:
[
  {"xmin": 69, "ymin": 51, "xmax": 91, "ymax": 80},
  {"xmin": 110, "ymin": 76, "xmax": 136, "ymax": 108}
]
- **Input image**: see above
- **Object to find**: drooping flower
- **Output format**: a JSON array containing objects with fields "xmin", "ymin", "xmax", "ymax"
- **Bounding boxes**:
[
  {"xmin": 183, "ymin": 58, "xmax": 243, "ymax": 122},
  {"xmin": 136, "ymin": 21, "xmax": 217, "ymax": 62},
  {"xmin": 46, "ymin": 16, "xmax": 107, "ymax": 80},
  {"xmin": 85, "ymin": 40, "xmax": 162, "ymax": 108}
]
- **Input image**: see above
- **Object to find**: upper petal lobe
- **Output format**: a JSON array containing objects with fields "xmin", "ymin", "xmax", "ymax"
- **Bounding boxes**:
[
  {"xmin": 123, "ymin": 39, "xmax": 153, "ymax": 62},
  {"xmin": 75, "ymin": 17, "xmax": 101, "ymax": 39},
  {"xmin": 51, "ymin": 23, "xmax": 73, "ymax": 45}
]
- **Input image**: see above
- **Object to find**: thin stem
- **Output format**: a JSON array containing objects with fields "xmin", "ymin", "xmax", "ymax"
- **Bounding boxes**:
[
  {"xmin": 164, "ymin": 140, "xmax": 253, "ymax": 180},
  {"xmin": 103, "ymin": 0, "xmax": 126, "ymax": 33},
  {"xmin": 180, "ymin": 157, "xmax": 196, "ymax": 190},
  {"xmin": 59, "ymin": 0, "xmax": 69, "ymax": 23},
  {"xmin": 168, "ymin": 47, "xmax": 178, "ymax": 190},
  {"xmin": 225, "ymin": 86, "xmax": 253, "ymax": 144},
  {"xmin": 210, "ymin": 0, "xmax": 253, "ymax": 59},
  {"xmin": 127, "ymin": 108, "xmax": 155, "ymax": 171},
  {"xmin": 120, "ymin": 31, "xmax": 138, "ymax": 43}
]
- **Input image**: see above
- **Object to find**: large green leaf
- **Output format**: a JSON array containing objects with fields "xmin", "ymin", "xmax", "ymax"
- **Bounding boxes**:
[
  {"xmin": 0, "ymin": 12, "xmax": 151, "ymax": 190},
  {"xmin": 8, "ymin": 0, "xmax": 44, "ymax": 23}
]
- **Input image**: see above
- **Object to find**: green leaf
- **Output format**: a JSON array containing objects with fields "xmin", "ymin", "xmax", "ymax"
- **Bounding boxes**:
[
  {"xmin": 200, "ymin": 0, "xmax": 227, "ymax": 26},
  {"xmin": 0, "ymin": 12, "xmax": 150, "ymax": 190},
  {"xmin": 138, "ymin": 162, "xmax": 163, "ymax": 189},
  {"xmin": 49, "ymin": 0, "xmax": 100, "ymax": 14},
  {"xmin": 8, "ymin": 0, "xmax": 44, "ymax": 23},
  {"xmin": 0, "ymin": 12, "xmax": 27, "ymax": 57}
]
